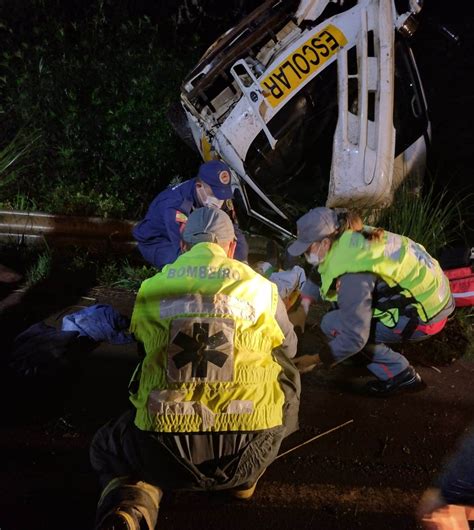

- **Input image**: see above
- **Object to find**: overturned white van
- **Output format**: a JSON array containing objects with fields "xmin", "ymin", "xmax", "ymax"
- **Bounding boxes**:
[{"xmin": 176, "ymin": 0, "xmax": 429, "ymax": 237}]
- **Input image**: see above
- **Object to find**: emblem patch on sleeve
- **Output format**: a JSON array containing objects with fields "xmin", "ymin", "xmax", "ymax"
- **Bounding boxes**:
[
  {"xmin": 175, "ymin": 211, "xmax": 188, "ymax": 223},
  {"xmin": 167, "ymin": 318, "xmax": 234, "ymax": 382}
]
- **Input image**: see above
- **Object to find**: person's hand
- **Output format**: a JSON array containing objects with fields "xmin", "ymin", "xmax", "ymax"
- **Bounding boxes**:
[
  {"xmin": 293, "ymin": 354, "xmax": 321, "ymax": 374},
  {"xmin": 417, "ymin": 488, "xmax": 447, "ymax": 520},
  {"xmin": 300, "ymin": 296, "xmax": 312, "ymax": 315}
]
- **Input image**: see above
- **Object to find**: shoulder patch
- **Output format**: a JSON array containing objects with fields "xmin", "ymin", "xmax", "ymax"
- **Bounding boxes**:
[{"xmin": 175, "ymin": 211, "xmax": 188, "ymax": 223}]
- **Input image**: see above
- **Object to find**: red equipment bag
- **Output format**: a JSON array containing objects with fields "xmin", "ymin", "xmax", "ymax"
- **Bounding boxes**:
[{"xmin": 444, "ymin": 267, "xmax": 474, "ymax": 307}]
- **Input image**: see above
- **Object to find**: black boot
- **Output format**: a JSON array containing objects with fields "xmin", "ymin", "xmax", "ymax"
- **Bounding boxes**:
[{"xmin": 365, "ymin": 365, "xmax": 425, "ymax": 396}]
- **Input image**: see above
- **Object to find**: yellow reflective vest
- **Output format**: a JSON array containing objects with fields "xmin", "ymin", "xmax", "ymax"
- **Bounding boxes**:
[
  {"xmin": 130, "ymin": 242, "xmax": 286, "ymax": 433},
  {"xmin": 318, "ymin": 229, "xmax": 452, "ymax": 326}
]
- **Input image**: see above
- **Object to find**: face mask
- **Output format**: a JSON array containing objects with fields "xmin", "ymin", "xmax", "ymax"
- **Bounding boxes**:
[
  {"xmin": 196, "ymin": 185, "xmax": 224, "ymax": 209},
  {"xmin": 305, "ymin": 244, "xmax": 326, "ymax": 266},
  {"xmin": 204, "ymin": 195, "xmax": 224, "ymax": 209}
]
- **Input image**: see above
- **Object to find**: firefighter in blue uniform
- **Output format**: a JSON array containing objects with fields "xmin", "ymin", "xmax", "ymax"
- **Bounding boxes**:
[{"xmin": 133, "ymin": 160, "xmax": 249, "ymax": 269}]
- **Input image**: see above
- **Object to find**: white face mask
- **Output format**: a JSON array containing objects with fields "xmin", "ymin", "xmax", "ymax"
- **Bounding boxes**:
[
  {"xmin": 305, "ymin": 243, "xmax": 326, "ymax": 266},
  {"xmin": 196, "ymin": 185, "xmax": 224, "ymax": 209},
  {"xmin": 204, "ymin": 195, "xmax": 224, "ymax": 209}
]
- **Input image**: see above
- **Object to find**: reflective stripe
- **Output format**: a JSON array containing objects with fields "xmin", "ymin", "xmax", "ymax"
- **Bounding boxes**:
[
  {"xmin": 159, "ymin": 293, "xmax": 256, "ymax": 322},
  {"xmin": 453, "ymin": 291, "xmax": 474, "ymax": 298},
  {"xmin": 148, "ymin": 397, "xmax": 216, "ymax": 430},
  {"xmin": 226, "ymin": 400, "xmax": 254, "ymax": 414}
]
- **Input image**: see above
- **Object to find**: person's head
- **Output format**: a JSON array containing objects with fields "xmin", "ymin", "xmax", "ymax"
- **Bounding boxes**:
[
  {"xmin": 287, "ymin": 207, "xmax": 340, "ymax": 266},
  {"xmin": 182, "ymin": 207, "xmax": 237, "ymax": 258},
  {"xmin": 195, "ymin": 160, "xmax": 233, "ymax": 209},
  {"xmin": 288, "ymin": 207, "xmax": 379, "ymax": 265}
]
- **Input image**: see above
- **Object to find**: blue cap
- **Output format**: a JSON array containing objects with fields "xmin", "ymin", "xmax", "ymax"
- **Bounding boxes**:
[
  {"xmin": 287, "ymin": 207, "xmax": 339, "ymax": 256},
  {"xmin": 197, "ymin": 160, "xmax": 233, "ymax": 200}
]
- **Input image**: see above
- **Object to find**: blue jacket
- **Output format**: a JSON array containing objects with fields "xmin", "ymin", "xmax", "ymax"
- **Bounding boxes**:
[{"xmin": 133, "ymin": 179, "xmax": 248, "ymax": 269}]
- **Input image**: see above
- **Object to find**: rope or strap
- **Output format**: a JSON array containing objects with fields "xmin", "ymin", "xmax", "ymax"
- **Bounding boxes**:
[{"xmin": 275, "ymin": 419, "xmax": 354, "ymax": 461}]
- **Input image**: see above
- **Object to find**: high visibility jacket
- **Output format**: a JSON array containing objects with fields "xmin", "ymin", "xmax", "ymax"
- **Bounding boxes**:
[
  {"xmin": 130, "ymin": 242, "xmax": 286, "ymax": 433},
  {"xmin": 318, "ymin": 229, "xmax": 452, "ymax": 326}
]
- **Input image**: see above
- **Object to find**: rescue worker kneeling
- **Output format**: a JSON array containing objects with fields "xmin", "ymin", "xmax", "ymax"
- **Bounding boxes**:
[
  {"xmin": 91, "ymin": 207, "xmax": 300, "ymax": 530},
  {"xmin": 288, "ymin": 207, "xmax": 455, "ymax": 396}
]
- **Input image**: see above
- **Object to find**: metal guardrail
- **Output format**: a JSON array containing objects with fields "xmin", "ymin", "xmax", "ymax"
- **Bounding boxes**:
[
  {"xmin": 0, "ymin": 210, "xmax": 137, "ymax": 253},
  {"xmin": 0, "ymin": 210, "xmax": 271, "ymax": 256}
]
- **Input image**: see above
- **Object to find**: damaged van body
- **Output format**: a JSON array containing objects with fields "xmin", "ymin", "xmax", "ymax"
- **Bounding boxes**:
[{"xmin": 177, "ymin": 0, "xmax": 429, "ymax": 237}]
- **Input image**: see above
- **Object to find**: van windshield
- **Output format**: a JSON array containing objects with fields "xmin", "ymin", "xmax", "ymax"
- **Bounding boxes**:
[{"xmin": 244, "ymin": 61, "xmax": 338, "ymax": 224}]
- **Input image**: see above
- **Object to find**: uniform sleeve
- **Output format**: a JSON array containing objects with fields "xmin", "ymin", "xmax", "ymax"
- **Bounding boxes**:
[
  {"xmin": 301, "ymin": 277, "xmax": 321, "ymax": 302},
  {"xmin": 233, "ymin": 224, "xmax": 249, "ymax": 262},
  {"xmin": 162, "ymin": 207, "xmax": 184, "ymax": 263},
  {"xmin": 274, "ymin": 296, "xmax": 298, "ymax": 359},
  {"xmin": 328, "ymin": 272, "xmax": 377, "ymax": 360}
]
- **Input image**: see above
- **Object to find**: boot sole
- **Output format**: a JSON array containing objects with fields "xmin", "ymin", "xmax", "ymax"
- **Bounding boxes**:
[{"xmin": 366, "ymin": 378, "xmax": 426, "ymax": 397}]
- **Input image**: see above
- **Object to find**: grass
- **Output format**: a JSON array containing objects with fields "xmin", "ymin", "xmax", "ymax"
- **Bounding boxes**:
[
  {"xmin": 0, "ymin": 128, "xmax": 41, "ymax": 189},
  {"xmin": 97, "ymin": 259, "xmax": 156, "ymax": 292},
  {"xmin": 24, "ymin": 250, "xmax": 52, "ymax": 287},
  {"xmin": 369, "ymin": 182, "xmax": 471, "ymax": 257}
]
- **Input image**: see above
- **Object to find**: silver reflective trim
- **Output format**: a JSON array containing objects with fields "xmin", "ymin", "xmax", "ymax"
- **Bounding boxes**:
[
  {"xmin": 147, "ymin": 397, "xmax": 216, "ymax": 430},
  {"xmin": 148, "ymin": 400, "xmax": 195, "ymax": 416},
  {"xmin": 226, "ymin": 400, "xmax": 254, "ymax": 414},
  {"xmin": 384, "ymin": 233, "xmax": 403, "ymax": 260},
  {"xmin": 160, "ymin": 293, "xmax": 256, "ymax": 322},
  {"xmin": 148, "ymin": 389, "xmax": 187, "ymax": 405}
]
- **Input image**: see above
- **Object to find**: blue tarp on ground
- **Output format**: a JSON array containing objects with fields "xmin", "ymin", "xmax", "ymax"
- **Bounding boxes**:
[{"xmin": 61, "ymin": 304, "xmax": 135, "ymax": 344}]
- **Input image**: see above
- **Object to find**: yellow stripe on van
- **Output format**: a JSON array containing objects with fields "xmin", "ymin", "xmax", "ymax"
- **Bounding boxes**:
[{"xmin": 260, "ymin": 24, "xmax": 347, "ymax": 108}]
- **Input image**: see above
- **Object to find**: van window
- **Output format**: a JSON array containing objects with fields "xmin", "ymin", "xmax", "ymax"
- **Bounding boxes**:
[
  {"xmin": 243, "ymin": 61, "xmax": 339, "ymax": 228},
  {"xmin": 394, "ymin": 37, "xmax": 429, "ymax": 156}
]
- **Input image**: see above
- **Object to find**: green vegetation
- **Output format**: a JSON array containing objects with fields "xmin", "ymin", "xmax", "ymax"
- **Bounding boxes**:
[
  {"xmin": 372, "ymin": 183, "xmax": 471, "ymax": 257},
  {"xmin": 97, "ymin": 259, "xmax": 156, "ymax": 291},
  {"xmin": 1, "ymin": 1, "xmax": 203, "ymax": 219},
  {"xmin": 0, "ymin": 127, "xmax": 41, "ymax": 200},
  {"xmin": 24, "ymin": 249, "xmax": 52, "ymax": 287}
]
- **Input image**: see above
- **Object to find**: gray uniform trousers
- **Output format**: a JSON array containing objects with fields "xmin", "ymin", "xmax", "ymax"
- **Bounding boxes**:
[{"xmin": 90, "ymin": 347, "xmax": 300, "ymax": 528}]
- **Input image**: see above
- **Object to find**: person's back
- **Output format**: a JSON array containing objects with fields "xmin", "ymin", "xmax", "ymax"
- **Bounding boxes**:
[
  {"xmin": 130, "ymin": 240, "xmax": 287, "ymax": 434},
  {"xmin": 132, "ymin": 179, "xmax": 196, "ymax": 267},
  {"xmin": 91, "ymin": 207, "xmax": 299, "ymax": 530}
]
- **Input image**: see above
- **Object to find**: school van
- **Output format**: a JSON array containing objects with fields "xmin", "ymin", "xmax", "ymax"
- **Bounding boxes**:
[{"xmin": 175, "ymin": 0, "xmax": 429, "ymax": 237}]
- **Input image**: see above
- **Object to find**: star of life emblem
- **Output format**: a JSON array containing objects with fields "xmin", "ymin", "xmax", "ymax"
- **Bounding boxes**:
[{"xmin": 167, "ymin": 318, "xmax": 234, "ymax": 382}]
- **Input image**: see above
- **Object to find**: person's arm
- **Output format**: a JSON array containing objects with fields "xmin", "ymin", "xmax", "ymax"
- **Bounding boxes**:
[
  {"xmin": 274, "ymin": 295, "xmax": 298, "ymax": 359},
  {"xmin": 418, "ymin": 424, "xmax": 474, "ymax": 521},
  {"xmin": 233, "ymin": 225, "xmax": 249, "ymax": 263},
  {"xmin": 436, "ymin": 425, "xmax": 474, "ymax": 506},
  {"xmin": 272, "ymin": 295, "xmax": 300, "ymax": 435},
  {"xmin": 162, "ymin": 207, "xmax": 186, "ymax": 263},
  {"xmin": 325, "ymin": 272, "xmax": 377, "ymax": 365},
  {"xmin": 300, "ymin": 277, "xmax": 321, "ymax": 307}
]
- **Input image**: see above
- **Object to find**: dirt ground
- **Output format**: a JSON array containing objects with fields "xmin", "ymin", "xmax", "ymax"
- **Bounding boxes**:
[
  {"xmin": 1, "ymin": 3, "xmax": 474, "ymax": 529},
  {"xmin": 0, "ymin": 275, "xmax": 473, "ymax": 530}
]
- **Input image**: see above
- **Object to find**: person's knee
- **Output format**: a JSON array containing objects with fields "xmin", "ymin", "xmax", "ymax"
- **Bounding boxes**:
[{"xmin": 320, "ymin": 311, "xmax": 338, "ymax": 338}]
